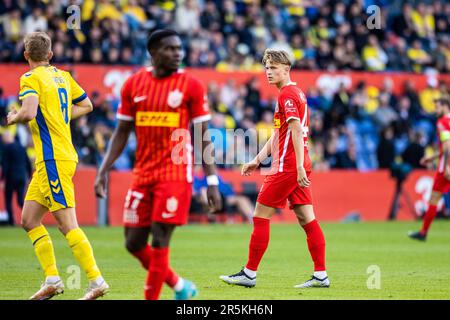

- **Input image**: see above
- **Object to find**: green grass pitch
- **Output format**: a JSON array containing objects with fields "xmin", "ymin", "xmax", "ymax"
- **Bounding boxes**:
[{"xmin": 1, "ymin": 221, "xmax": 449, "ymax": 300}]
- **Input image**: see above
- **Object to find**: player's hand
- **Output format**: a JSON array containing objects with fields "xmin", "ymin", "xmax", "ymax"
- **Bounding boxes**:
[
  {"xmin": 206, "ymin": 185, "xmax": 222, "ymax": 213},
  {"xmin": 420, "ymin": 155, "xmax": 434, "ymax": 166},
  {"xmin": 297, "ymin": 167, "xmax": 310, "ymax": 188},
  {"xmin": 94, "ymin": 171, "xmax": 108, "ymax": 198},
  {"xmin": 6, "ymin": 109, "xmax": 18, "ymax": 125},
  {"xmin": 445, "ymin": 168, "xmax": 450, "ymax": 181},
  {"xmin": 241, "ymin": 159, "xmax": 259, "ymax": 176}
]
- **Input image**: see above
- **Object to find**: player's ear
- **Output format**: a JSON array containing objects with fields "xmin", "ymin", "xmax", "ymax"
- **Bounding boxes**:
[
  {"xmin": 23, "ymin": 51, "xmax": 30, "ymax": 62},
  {"xmin": 47, "ymin": 51, "xmax": 53, "ymax": 61}
]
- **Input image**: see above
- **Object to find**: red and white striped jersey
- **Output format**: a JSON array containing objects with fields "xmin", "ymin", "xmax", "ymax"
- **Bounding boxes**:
[
  {"xmin": 437, "ymin": 114, "xmax": 450, "ymax": 173},
  {"xmin": 117, "ymin": 67, "xmax": 210, "ymax": 185},
  {"xmin": 270, "ymin": 82, "xmax": 311, "ymax": 174}
]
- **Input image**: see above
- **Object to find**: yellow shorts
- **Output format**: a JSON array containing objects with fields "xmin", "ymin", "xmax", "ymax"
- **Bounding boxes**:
[{"xmin": 25, "ymin": 160, "xmax": 77, "ymax": 212}]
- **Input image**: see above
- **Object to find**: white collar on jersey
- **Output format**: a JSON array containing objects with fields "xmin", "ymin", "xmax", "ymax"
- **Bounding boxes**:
[{"xmin": 282, "ymin": 81, "xmax": 297, "ymax": 88}]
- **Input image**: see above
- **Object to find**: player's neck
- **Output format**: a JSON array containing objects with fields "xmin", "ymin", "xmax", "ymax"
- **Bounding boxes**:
[
  {"xmin": 152, "ymin": 67, "xmax": 175, "ymax": 79},
  {"xmin": 276, "ymin": 77, "xmax": 292, "ymax": 90},
  {"xmin": 29, "ymin": 61, "xmax": 51, "ymax": 70}
]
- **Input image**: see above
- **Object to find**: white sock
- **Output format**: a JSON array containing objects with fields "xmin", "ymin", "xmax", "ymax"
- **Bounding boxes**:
[
  {"xmin": 45, "ymin": 276, "xmax": 61, "ymax": 284},
  {"xmin": 244, "ymin": 268, "xmax": 257, "ymax": 278},
  {"xmin": 92, "ymin": 276, "xmax": 105, "ymax": 286},
  {"xmin": 173, "ymin": 278, "xmax": 185, "ymax": 292},
  {"xmin": 314, "ymin": 271, "xmax": 327, "ymax": 280}
]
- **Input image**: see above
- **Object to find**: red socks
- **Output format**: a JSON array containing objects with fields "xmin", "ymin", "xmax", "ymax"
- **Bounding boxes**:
[
  {"xmin": 144, "ymin": 247, "xmax": 169, "ymax": 300},
  {"xmin": 421, "ymin": 204, "xmax": 437, "ymax": 236},
  {"xmin": 246, "ymin": 217, "xmax": 270, "ymax": 271},
  {"xmin": 131, "ymin": 245, "xmax": 180, "ymax": 288},
  {"xmin": 302, "ymin": 219, "xmax": 326, "ymax": 271},
  {"xmin": 131, "ymin": 244, "xmax": 152, "ymax": 269}
]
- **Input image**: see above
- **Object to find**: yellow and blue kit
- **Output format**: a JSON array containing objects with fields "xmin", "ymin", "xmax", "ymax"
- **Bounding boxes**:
[{"xmin": 19, "ymin": 65, "xmax": 86, "ymax": 211}]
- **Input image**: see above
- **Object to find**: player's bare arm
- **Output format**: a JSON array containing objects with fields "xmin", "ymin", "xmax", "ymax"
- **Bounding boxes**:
[
  {"xmin": 198, "ymin": 121, "xmax": 222, "ymax": 212},
  {"xmin": 289, "ymin": 118, "xmax": 310, "ymax": 188},
  {"xmin": 443, "ymin": 140, "xmax": 450, "ymax": 180},
  {"xmin": 71, "ymin": 97, "xmax": 93, "ymax": 120},
  {"xmin": 242, "ymin": 134, "xmax": 273, "ymax": 176},
  {"xmin": 6, "ymin": 96, "xmax": 38, "ymax": 125},
  {"xmin": 95, "ymin": 120, "xmax": 133, "ymax": 198},
  {"xmin": 420, "ymin": 152, "xmax": 440, "ymax": 166}
]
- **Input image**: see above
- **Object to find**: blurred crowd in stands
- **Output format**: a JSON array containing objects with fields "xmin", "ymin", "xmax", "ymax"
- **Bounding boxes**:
[
  {"xmin": 1, "ymin": 0, "xmax": 450, "ymax": 174},
  {"xmin": 1, "ymin": 75, "xmax": 449, "ymax": 172},
  {"xmin": 0, "ymin": 0, "xmax": 449, "ymax": 73}
]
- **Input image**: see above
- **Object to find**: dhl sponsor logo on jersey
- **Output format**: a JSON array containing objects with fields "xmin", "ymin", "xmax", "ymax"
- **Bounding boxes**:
[
  {"xmin": 136, "ymin": 111, "xmax": 180, "ymax": 127},
  {"xmin": 274, "ymin": 118, "xmax": 281, "ymax": 128}
]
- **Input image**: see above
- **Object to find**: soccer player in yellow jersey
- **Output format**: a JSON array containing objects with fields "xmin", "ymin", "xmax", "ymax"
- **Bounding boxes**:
[{"xmin": 6, "ymin": 32, "xmax": 109, "ymax": 300}]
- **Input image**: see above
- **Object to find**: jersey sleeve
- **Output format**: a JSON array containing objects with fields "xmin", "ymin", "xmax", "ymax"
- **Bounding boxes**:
[
  {"xmin": 19, "ymin": 73, "xmax": 40, "ymax": 100},
  {"xmin": 188, "ymin": 77, "xmax": 211, "ymax": 124},
  {"xmin": 281, "ymin": 89, "xmax": 307, "ymax": 125},
  {"xmin": 67, "ymin": 72, "xmax": 87, "ymax": 104},
  {"xmin": 117, "ymin": 76, "xmax": 136, "ymax": 121},
  {"xmin": 280, "ymin": 90, "xmax": 300, "ymax": 123}
]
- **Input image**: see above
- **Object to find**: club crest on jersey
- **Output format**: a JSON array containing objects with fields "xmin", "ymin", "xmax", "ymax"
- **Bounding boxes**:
[
  {"xmin": 167, "ymin": 89, "xmax": 183, "ymax": 108},
  {"xmin": 166, "ymin": 196, "xmax": 178, "ymax": 213}
]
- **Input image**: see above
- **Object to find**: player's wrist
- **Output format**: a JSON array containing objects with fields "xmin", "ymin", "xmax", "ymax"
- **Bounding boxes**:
[{"xmin": 206, "ymin": 175, "xmax": 219, "ymax": 186}]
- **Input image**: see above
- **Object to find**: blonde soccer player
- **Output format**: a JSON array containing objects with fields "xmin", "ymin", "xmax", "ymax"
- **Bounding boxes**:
[
  {"xmin": 7, "ymin": 32, "xmax": 109, "ymax": 300},
  {"xmin": 220, "ymin": 49, "xmax": 329, "ymax": 289}
]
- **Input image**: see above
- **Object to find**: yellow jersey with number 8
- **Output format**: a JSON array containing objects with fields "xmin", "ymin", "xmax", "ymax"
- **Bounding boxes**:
[{"xmin": 18, "ymin": 65, "xmax": 86, "ymax": 164}]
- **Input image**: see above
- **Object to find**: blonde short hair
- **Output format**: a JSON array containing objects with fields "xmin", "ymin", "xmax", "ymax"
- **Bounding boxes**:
[
  {"xmin": 24, "ymin": 32, "xmax": 52, "ymax": 62},
  {"xmin": 262, "ymin": 49, "xmax": 292, "ymax": 66}
]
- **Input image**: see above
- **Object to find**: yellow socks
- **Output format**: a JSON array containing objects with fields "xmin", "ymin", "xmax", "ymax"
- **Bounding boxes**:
[
  {"xmin": 66, "ymin": 228, "xmax": 101, "ymax": 281},
  {"xmin": 28, "ymin": 226, "xmax": 102, "ymax": 283},
  {"xmin": 28, "ymin": 225, "xmax": 59, "ymax": 277}
]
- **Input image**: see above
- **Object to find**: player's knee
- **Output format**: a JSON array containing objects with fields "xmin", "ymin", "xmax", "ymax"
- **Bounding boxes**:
[
  {"xmin": 150, "ymin": 223, "xmax": 174, "ymax": 248},
  {"xmin": 151, "ymin": 231, "xmax": 171, "ymax": 248},
  {"xmin": 125, "ymin": 238, "xmax": 146, "ymax": 253},
  {"xmin": 20, "ymin": 216, "xmax": 39, "ymax": 232}
]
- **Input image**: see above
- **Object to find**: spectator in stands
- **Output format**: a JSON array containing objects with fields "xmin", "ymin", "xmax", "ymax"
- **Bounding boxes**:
[
  {"xmin": 362, "ymin": 35, "xmax": 388, "ymax": 71},
  {"xmin": 411, "ymin": 3, "xmax": 435, "ymax": 40},
  {"xmin": 387, "ymin": 38, "xmax": 410, "ymax": 71},
  {"xmin": 377, "ymin": 126, "xmax": 396, "ymax": 169},
  {"xmin": 372, "ymin": 94, "xmax": 398, "ymax": 130},
  {"xmin": 0, "ymin": 0, "xmax": 447, "ymax": 73},
  {"xmin": 402, "ymin": 130, "xmax": 426, "ymax": 169},
  {"xmin": 1, "ymin": 131, "xmax": 31, "ymax": 226},
  {"xmin": 174, "ymin": 0, "xmax": 200, "ymax": 35},
  {"xmin": 407, "ymin": 40, "xmax": 432, "ymax": 73},
  {"xmin": 23, "ymin": 6, "xmax": 48, "ymax": 34},
  {"xmin": 419, "ymin": 78, "xmax": 441, "ymax": 115}
]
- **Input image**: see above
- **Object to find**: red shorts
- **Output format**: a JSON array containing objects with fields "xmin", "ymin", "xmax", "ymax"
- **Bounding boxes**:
[
  {"xmin": 123, "ymin": 181, "xmax": 192, "ymax": 227},
  {"xmin": 432, "ymin": 172, "xmax": 450, "ymax": 193},
  {"xmin": 257, "ymin": 171, "xmax": 313, "ymax": 209}
]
